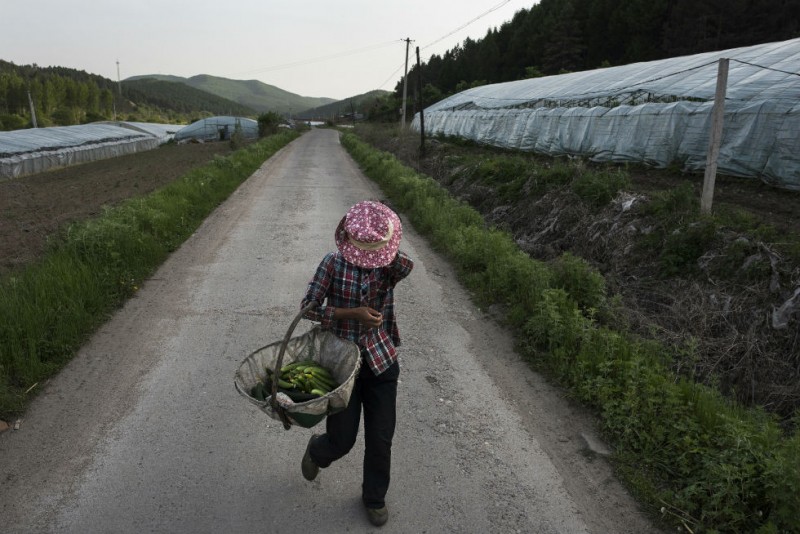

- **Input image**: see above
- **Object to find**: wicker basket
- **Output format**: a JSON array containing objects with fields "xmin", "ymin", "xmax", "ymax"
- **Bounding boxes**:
[{"xmin": 234, "ymin": 304, "xmax": 361, "ymax": 429}]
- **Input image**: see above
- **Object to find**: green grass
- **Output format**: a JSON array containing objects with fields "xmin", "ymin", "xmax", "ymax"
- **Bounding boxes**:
[
  {"xmin": 341, "ymin": 132, "xmax": 800, "ymax": 534},
  {"xmin": 0, "ymin": 131, "xmax": 300, "ymax": 415}
]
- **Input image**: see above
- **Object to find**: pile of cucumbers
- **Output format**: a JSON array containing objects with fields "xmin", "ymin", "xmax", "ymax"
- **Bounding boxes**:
[{"xmin": 250, "ymin": 359, "xmax": 339, "ymax": 403}]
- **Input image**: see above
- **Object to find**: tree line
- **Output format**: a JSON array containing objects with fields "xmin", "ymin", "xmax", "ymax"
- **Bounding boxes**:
[
  {"xmin": 370, "ymin": 0, "xmax": 800, "ymax": 120},
  {"xmin": 0, "ymin": 61, "xmax": 254, "ymax": 131}
]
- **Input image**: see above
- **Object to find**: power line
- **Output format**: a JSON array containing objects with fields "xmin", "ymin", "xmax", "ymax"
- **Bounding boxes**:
[
  {"xmin": 421, "ymin": 0, "xmax": 512, "ymax": 52},
  {"xmin": 377, "ymin": 1, "xmax": 514, "ymax": 91},
  {"xmin": 377, "ymin": 62, "xmax": 406, "ymax": 90},
  {"xmin": 237, "ymin": 39, "xmax": 402, "ymax": 76}
]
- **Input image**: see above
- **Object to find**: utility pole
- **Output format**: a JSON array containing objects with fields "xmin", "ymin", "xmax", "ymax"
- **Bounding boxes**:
[
  {"xmin": 416, "ymin": 46, "xmax": 425, "ymax": 157},
  {"xmin": 27, "ymin": 89, "xmax": 38, "ymax": 128},
  {"xmin": 116, "ymin": 60, "xmax": 122, "ymax": 96},
  {"xmin": 701, "ymin": 58, "xmax": 729, "ymax": 215},
  {"xmin": 401, "ymin": 38, "xmax": 411, "ymax": 129}
]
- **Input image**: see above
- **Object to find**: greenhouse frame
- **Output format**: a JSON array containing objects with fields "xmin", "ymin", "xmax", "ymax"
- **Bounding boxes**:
[
  {"xmin": 0, "ymin": 122, "xmax": 181, "ymax": 180},
  {"xmin": 413, "ymin": 38, "xmax": 800, "ymax": 190},
  {"xmin": 174, "ymin": 116, "xmax": 258, "ymax": 143}
]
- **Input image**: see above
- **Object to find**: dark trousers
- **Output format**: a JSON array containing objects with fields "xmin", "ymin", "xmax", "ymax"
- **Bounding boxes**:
[{"xmin": 309, "ymin": 358, "xmax": 399, "ymax": 509}]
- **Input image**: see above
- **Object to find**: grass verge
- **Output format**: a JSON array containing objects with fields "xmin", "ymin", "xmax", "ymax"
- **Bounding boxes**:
[
  {"xmin": 0, "ymin": 131, "xmax": 300, "ymax": 416},
  {"xmin": 341, "ymin": 132, "xmax": 800, "ymax": 534}
]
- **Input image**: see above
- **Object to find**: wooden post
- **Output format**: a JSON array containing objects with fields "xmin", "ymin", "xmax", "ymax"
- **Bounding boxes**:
[
  {"xmin": 401, "ymin": 38, "xmax": 411, "ymax": 129},
  {"xmin": 416, "ymin": 46, "xmax": 425, "ymax": 157},
  {"xmin": 701, "ymin": 58, "xmax": 729, "ymax": 215}
]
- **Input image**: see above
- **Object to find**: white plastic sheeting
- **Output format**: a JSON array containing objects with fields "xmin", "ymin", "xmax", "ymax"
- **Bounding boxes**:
[
  {"xmin": 0, "ymin": 122, "xmax": 181, "ymax": 180},
  {"xmin": 103, "ymin": 121, "xmax": 182, "ymax": 143},
  {"xmin": 413, "ymin": 38, "xmax": 800, "ymax": 190},
  {"xmin": 174, "ymin": 116, "xmax": 258, "ymax": 142}
]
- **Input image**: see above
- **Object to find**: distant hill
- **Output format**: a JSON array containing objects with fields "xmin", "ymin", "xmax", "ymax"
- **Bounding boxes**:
[
  {"xmin": 294, "ymin": 90, "xmax": 391, "ymax": 120},
  {"xmin": 123, "ymin": 78, "xmax": 255, "ymax": 116},
  {"xmin": 127, "ymin": 74, "xmax": 336, "ymax": 115}
]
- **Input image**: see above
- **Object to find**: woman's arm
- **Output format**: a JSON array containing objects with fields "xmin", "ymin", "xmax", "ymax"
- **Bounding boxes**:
[
  {"xmin": 386, "ymin": 251, "xmax": 414, "ymax": 287},
  {"xmin": 300, "ymin": 253, "xmax": 336, "ymax": 327}
]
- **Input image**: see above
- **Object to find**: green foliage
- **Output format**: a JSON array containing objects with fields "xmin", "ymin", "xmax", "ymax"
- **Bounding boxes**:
[
  {"xmin": 550, "ymin": 253, "xmax": 606, "ymax": 311},
  {"xmin": 524, "ymin": 66, "xmax": 545, "ymax": 78},
  {"xmin": 257, "ymin": 111, "xmax": 283, "ymax": 137},
  {"xmin": 0, "ymin": 131, "xmax": 300, "ymax": 418},
  {"xmin": 571, "ymin": 168, "xmax": 631, "ymax": 208},
  {"xmin": 342, "ymin": 131, "xmax": 800, "ymax": 534},
  {"xmin": 0, "ymin": 60, "xmax": 258, "ymax": 131},
  {"xmin": 229, "ymin": 120, "xmax": 247, "ymax": 149},
  {"xmin": 475, "ymin": 156, "xmax": 529, "ymax": 185},
  {"xmin": 0, "ymin": 113, "xmax": 27, "ymax": 130},
  {"xmin": 660, "ymin": 219, "xmax": 719, "ymax": 277},
  {"xmin": 644, "ymin": 181, "xmax": 698, "ymax": 221},
  {"xmin": 51, "ymin": 107, "xmax": 79, "ymax": 126},
  {"xmin": 530, "ymin": 162, "xmax": 575, "ymax": 194},
  {"xmin": 122, "ymin": 77, "xmax": 255, "ymax": 116}
]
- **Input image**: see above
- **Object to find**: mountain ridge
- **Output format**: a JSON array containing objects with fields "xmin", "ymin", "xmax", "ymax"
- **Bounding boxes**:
[{"xmin": 126, "ymin": 73, "xmax": 336, "ymax": 115}]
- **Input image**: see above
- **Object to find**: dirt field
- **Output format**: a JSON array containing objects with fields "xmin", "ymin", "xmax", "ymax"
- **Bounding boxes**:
[{"xmin": 0, "ymin": 142, "xmax": 234, "ymax": 274}]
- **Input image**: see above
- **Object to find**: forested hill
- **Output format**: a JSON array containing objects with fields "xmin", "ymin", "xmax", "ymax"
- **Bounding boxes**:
[
  {"xmin": 126, "ymin": 74, "xmax": 336, "ymax": 115},
  {"xmin": 399, "ymin": 0, "xmax": 800, "ymax": 100},
  {"xmin": 294, "ymin": 90, "xmax": 390, "ymax": 121},
  {"xmin": 0, "ymin": 61, "xmax": 254, "ymax": 130},
  {"xmin": 122, "ymin": 78, "xmax": 255, "ymax": 116}
]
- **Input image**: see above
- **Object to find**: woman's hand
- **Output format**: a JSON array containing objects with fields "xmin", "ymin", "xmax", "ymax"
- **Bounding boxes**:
[{"xmin": 333, "ymin": 306, "xmax": 383, "ymax": 328}]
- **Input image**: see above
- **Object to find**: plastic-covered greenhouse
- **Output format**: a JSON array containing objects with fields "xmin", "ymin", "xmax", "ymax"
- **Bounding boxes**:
[
  {"xmin": 0, "ymin": 121, "xmax": 181, "ymax": 179},
  {"xmin": 413, "ymin": 38, "xmax": 800, "ymax": 190},
  {"xmin": 174, "ymin": 116, "xmax": 258, "ymax": 143}
]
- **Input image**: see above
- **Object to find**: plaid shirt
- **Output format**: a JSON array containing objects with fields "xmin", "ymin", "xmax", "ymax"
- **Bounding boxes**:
[{"xmin": 301, "ymin": 251, "xmax": 414, "ymax": 375}]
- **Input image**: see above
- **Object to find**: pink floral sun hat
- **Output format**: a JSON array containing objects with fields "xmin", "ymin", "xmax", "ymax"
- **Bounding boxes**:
[{"xmin": 335, "ymin": 200, "xmax": 402, "ymax": 268}]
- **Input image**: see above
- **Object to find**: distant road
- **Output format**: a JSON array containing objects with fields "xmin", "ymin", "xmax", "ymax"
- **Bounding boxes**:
[{"xmin": 0, "ymin": 129, "xmax": 655, "ymax": 533}]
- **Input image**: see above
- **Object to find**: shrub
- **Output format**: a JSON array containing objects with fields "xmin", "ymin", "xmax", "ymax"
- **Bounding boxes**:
[
  {"xmin": 645, "ymin": 181, "xmax": 698, "ymax": 221},
  {"xmin": 550, "ymin": 253, "xmax": 606, "ymax": 311},
  {"xmin": 660, "ymin": 219, "xmax": 719, "ymax": 277},
  {"xmin": 571, "ymin": 168, "xmax": 631, "ymax": 208},
  {"xmin": 257, "ymin": 111, "xmax": 283, "ymax": 137}
]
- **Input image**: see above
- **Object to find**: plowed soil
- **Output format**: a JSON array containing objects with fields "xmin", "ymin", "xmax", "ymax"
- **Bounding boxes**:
[{"xmin": 0, "ymin": 142, "xmax": 234, "ymax": 274}]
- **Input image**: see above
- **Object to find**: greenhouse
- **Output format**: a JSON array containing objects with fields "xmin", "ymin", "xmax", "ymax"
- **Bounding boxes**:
[
  {"xmin": 0, "ymin": 121, "xmax": 181, "ymax": 180},
  {"xmin": 413, "ymin": 38, "xmax": 800, "ymax": 190},
  {"xmin": 174, "ymin": 116, "xmax": 258, "ymax": 143}
]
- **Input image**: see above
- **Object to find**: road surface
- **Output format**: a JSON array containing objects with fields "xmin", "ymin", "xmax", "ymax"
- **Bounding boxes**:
[{"xmin": 0, "ymin": 129, "xmax": 657, "ymax": 533}]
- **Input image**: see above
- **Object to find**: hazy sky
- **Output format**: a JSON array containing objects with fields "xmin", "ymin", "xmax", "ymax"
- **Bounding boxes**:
[{"xmin": 2, "ymin": 0, "xmax": 529, "ymax": 100}]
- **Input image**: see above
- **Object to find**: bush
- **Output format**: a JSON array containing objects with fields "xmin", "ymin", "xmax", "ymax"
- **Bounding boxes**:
[
  {"xmin": 257, "ymin": 111, "xmax": 283, "ymax": 137},
  {"xmin": 571, "ymin": 168, "xmax": 631, "ymax": 208},
  {"xmin": 660, "ymin": 219, "xmax": 719, "ymax": 276},
  {"xmin": 0, "ymin": 113, "xmax": 27, "ymax": 131},
  {"xmin": 550, "ymin": 253, "xmax": 606, "ymax": 311}
]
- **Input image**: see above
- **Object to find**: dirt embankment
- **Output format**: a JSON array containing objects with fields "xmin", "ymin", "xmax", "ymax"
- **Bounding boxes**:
[
  {"xmin": 358, "ymin": 127, "xmax": 800, "ymax": 424},
  {"xmin": 0, "ymin": 141, "xmax": 234, "ymax": 275}
]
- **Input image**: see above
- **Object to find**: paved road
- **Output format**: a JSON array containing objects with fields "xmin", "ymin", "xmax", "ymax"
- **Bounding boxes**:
[{"xmin": 0, "ymin": 129, "xmax": 656, "ymax": 533}]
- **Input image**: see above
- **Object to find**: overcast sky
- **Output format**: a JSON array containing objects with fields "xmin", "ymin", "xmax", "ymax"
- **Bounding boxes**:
[{"xmin": 2, "ymin": 0, "xmax": 529, "ymax": 100}]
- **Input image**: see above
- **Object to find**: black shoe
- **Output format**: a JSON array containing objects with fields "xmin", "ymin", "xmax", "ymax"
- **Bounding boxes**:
[
  {"xmin": 366, "ymin": 505, "xmax": 388, "ymax": 527},
  {"xmin": 301, "ymin": 434, "xmax": 320, "ymax": 481}
]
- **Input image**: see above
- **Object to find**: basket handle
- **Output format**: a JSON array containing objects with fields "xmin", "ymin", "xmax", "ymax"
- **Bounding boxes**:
[{"xmin": 270, "ymin": 302, "xmax": 319, "ymax": 429}]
